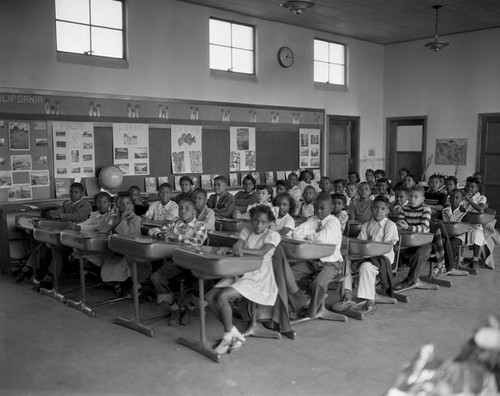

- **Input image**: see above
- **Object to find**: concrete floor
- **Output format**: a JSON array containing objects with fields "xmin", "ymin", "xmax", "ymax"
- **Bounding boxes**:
[{"xmin": 1, "ymin": 249, "xmax": 499, "ymax": 396}]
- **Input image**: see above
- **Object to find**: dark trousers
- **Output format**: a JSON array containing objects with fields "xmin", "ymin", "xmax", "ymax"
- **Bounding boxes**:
[
  {"xmin": 449, "ymin": 237, "xmax": 461, "ymax": 266},
  {"xmin": 405, "ymin": 244, "xmax": 432, "ymax": 283}
]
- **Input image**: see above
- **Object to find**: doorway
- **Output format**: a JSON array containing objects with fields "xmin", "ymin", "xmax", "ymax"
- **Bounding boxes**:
[
  {"xmin": 327, "ymin": 115, "xmax": 359, "ymax": 180},
  {"xmin": 386, "ymin": 117, "xmax": 427, "ymax": 183},
  {"xmin": 478, "ymin": 114, "xmax": 500, "ymax": 222}
]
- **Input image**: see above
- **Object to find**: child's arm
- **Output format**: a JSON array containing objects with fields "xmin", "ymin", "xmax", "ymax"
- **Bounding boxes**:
[
  {"xmin": 234, "ymin": 191, "xmax": 258, "ymax": 207},
  {"xmin": 142, "ymin": 204, "xmax": 155, "ymax": 220},
  {"xmin": 174, "ymin": 223, "xmax": 208, "ymax": 246},
  {"xmin": 403, "ymin": 208, "xmax": 431, "ymax": 233},
  {"xmin": 115, "ymin": 214, "xmax": 141, "ymax": 236},
  {"xmin": 164, "ymin": 202, "xmax": 179, "ymax": 222},
  {"xmin": 464, "ymin": 194, "xmax": 486, "ymax": 213},
  {"xmin": 348, "ymin": 203, "xmax": 355, "ymax": 221},
  {"xmin": 213, "ymin": 194, "xmax": 236, "ymax": 218},
  {"xmin": 204, "ymin": 209, "xmax": 216, "ymax": 231},
  {"xmin": 60, "ymin": 201, "xmax": 93, "ymax": 222}
]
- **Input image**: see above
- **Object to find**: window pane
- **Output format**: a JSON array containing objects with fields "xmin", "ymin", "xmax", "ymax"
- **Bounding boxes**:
[
  {"xmin": 210, "ymin": 44, "xmax": 232, "ymax": 71},
  {"xmin": 314, "ymin": 61, "xmax": 328, "ymax": 83},
  {"xmin": 329, "ymin": 64, "xmax": 345, "ymax": 85},
  {"xmin": 56, "ymin": 21, "xmax": 90, "ymax": 54},
  {"xmin": 91, "ymin": 27, "xmax": 123, "ymax": 58},
  {"xmin": 91, "ymin": 0, "xmax": 122, "ymax": 29},
  {"xmin": 55, "ymin": 0, "xmax": 89, "ymax": 24},
  {"xmin": 232, "ymin": 24, "xmax": 253, "ymax": 50},
  {"xmin": 210, "ymin": 19, "xmax": 231, "ymax": 46},
  {"xmin": 314, "ymin": 39, "xmax": 329, "ymax": 62},
  {"xmin": 329, "ymin": 43, "xmax": 345, "ymax": 65},
  {"xmin": 232, "ymin": 48, "xmax": 254, "ymax": 74}
]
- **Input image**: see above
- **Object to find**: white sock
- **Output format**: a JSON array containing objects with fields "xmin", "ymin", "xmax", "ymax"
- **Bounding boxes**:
[
  {"xmin": 231, "ymin": 326, "xmax": 242, "ymax": 338},
  {"xmin": 170, "ymin": 303, "xmax": 179, "ymax": 311},
  {"xmin": 223, "ymin": 331, "xmax": 232, "ymax": 340}
]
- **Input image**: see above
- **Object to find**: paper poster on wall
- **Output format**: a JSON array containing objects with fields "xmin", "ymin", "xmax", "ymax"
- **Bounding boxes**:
[
  {"xmin": 299, "ymin": 128, "xmax": 320, "ymax": 168},
  {"xmin": 8, "ymin": 184, "xmax": 32, "ymax": 201},
  {"xmin": 0, "ymin": 171, "xmax": 12, "ymax": 188},
  {"xmin": 9, "ymin": 122, "xmax": 30, "ymax": 150},
  {"xmin": 229, "ymin": 127, "xmax": 256, "ymax": 171},
  {"xmin": 113, "ymin": 123, "xmax": 149, "ymax": 176},
  {"xmin": 171, "ymin": 125, "xmax": 203, "ymax": 174},
  {"xmin": 55, "ymin": 178, "xmax": 71, "ymax": 198},
  {"xmin": 30, "ymin": 170, "xmax": 50, "ymax": 187},
  {"xmin": 52, "ymin": 122, "xmax": 95, "ymax": 178},
  {"xmin": 11, "ymin": 155, "xmax": 32, "ymax": 171}
]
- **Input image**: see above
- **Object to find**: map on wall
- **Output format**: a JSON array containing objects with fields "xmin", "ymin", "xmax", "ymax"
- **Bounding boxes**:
[{"xmin": 435, "ymin": 138, "xmax": 467, "ymax": 165}]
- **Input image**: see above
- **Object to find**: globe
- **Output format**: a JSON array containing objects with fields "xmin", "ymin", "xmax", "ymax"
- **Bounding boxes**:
[{"xmin": 98, "ymin": 165, "xmax": 123, "ymax": 191}]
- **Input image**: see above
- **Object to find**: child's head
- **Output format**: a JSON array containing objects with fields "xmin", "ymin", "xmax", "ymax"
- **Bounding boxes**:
[
  {"xmin": 365, "ymin": 169, "xmax": 375, "ymax": 183},
  {"xmin": 408, "ymin": 185, "xmax": 425, "ymax": 208},
  {"xmin": 372, "ymin": 196, "xmax": 390, "ymax": 222},
  {"xmin": 345, "ymin": 182, "xmax": 358, "ymax": 199},
  {"xmin": 178, "ymin": 199, "xmax": 197, "ymax": 223},
  {"xmin": 331, "ymin": 193, "xmax": 346, "ymax": 215},
  {"xmin": 449, "ymin": 189, "xmax": 465, "ymax": 210},
  {"xmin": 472, "ymin": 172, "xmax": 483, "ymax": 183},
  {"xmin": 128, "ymin": 185, "xmax": 141, "ymax": 202},
  {"xmin": 428, "ymin": 174, "xmax": 441, "ymax": 192},
  {"xmin": 319, "ymin": 176, "xmax": 332, "ymax": 193},
  {"xmin": 357, "ymin": 181, "xmax": 371, "ymax": 198},
  {"xmin": 332, "ymin": 179, "xmax": 345, "ymax": 194},
  {"xmin": 394, "ymin": 188, "xmax": 409, "ymax": 206},
  {"xmin": 445, "ymin": 176, "xmax": 458, "ymax": 193},
  {"xmin": 288, "ymin": 172, "xmax": 299, "ymax": 187},
  {"xmin": 192, "ymin": 188, "xmax": 208, "ymax": 211},
  {"xmin": 374, "ymin": 169, "xmax": 386, "ymax": 181},
  {"xmin": 438, "ymin": 174, "xmax": 445, "ymax": 187},
  {"xmin": 213, "ymin": 176, "xmax": 228, "ymax": 195},
  {"xmin": 302, "ymin": 185, "xmax": 317, "ymax": 204},
  {"xmin": 179, "ymin": 176, "xmax": 194, "ymax": 194},
  {"xmin": 275, "ymin": 180, "xmax": 288, "ymax": 195},
  {"xmin": 403, "ymin": 175, "xmax": 417, "ymax": 189},
  {"xmin": 158, "ymin": 183, "xmax": 173, "ymax": 204},
  {"xmin": 95, "ymin": 192, "xmax": 112, "ymax": 214},
  {"xmin": 299, "ymin": 170, "xmax": 314, "ymax": 183},
  {"xmin": 275, "ymin": 192, "xmax": 295, "ymax": 216},
  {"xmin": 399, "ymin": 167, "xmax": 410, "ymax": 181},
  {"xmin": 347, "ymin": 172, "xmax": 360, "ymax": 184},
  {"xmin": 118, "ymin": 194, "xmax": 134, "ymax": 213},
  {"xmin": 465, "ymin": 176, "xmax": 481, "ymax": 195},
  {"xmin": 69, "ymin": 182, "xmax": 85, "ymax": 202},
  {"xmin": 242, "ymin": 174, "xmax": 257, "ymax": 193},
  {"xmin": 376, "ymin": 177, "xmax": 391, "ymax": 195},
  {"xmin": 256, "ymin": 185, "xmax": 273, "ymax": 204},
  {"xmin": 314, "ymin": 193, "xmax": 333, "ymax": 220},
  {"xmin": 249, "ymin": 205, "xmax": 275, "ymax": 234}
]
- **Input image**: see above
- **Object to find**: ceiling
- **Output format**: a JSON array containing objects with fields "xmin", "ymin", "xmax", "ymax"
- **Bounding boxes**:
[{"xmin": 179, "ymin": 0, "xmax": 500, "ymax": 44}]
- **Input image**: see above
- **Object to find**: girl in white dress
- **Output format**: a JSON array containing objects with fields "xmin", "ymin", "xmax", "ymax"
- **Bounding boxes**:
[
  {"xmin": 206, "ymin": 205, "xmax": 281, "ymax": 354},
  {"xmin": 271, "ymin": 193, "xmax": 295, "ymax": 237}
]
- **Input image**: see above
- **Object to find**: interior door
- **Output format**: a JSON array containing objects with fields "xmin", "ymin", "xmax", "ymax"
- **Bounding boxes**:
[
  {"xmin": 387, "ymin": 117, "xmax": 427, "ymax": 182},
  {"xmin": 327, "ymin": 116, "xmax": 359, "ymax": 180},
  {"xmin": 478, "ymin": 115, "xmax": 500, "ymax": 222}
]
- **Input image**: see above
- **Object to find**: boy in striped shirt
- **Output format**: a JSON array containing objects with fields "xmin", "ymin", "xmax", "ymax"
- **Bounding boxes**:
[{"xmin": 394, "ymin": 185, "xmax": 432, "ymax": 290}]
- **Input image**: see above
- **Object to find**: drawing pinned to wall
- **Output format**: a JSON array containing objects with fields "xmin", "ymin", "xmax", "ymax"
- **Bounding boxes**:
[
  {"xmin": 145, "ymin": 177, "xmax": 157, "ymax": 194},
  {"xmin": 55, "ymin": 178, "xmax": 71, "ymax": 198},
  {"xmin": 30, "ymin": 170, "xmax": 50, "ymax": 186},
  {"xmin": 265, "ymin": 171, "xmax": 275, "ymax": 185},
  {"xmin": 0, "ymin": 171, "xmax": 12, "ymax": 188},
  {"xmin": 312, "ymin": 169, "xmax": 321, "ymax": 182},
  {"xmin": 276, "ymin": 171, "xmax": 286, "ymax": 181},
  {"xmin": 11, "ymin": 155, "xmax": 32, "ymax": 171},
  {"xmin": 229, "ymin": 173, "xmax": 239, "ymax": 187},
  {"xmin": 230, "ymin": 127, "xmax": 256, "ymax": 171},
  {"xmin": 201, "ymin": 174, "xmax": 211, "ymax": 190},
  {"xmin": 435, "ymin": 138, "xmax": 467, "ymax": 165},
  {"xmin": 9, "ymin": 122, "xmax": 30, "ymax": 150},
  {"xmin": 251, "ymin": 172, "xmax": 261, "ymax": 184},
  {"xmin": 171, "ymin": 125, "xmax": 203, "ymax": 174},
  {"xmin": 8, "ymin": 184, "xmax": 32, "ymax": 201},
  {"xmin": 113, "ymin": 123, "xmax": 149, "ymax": 176}
]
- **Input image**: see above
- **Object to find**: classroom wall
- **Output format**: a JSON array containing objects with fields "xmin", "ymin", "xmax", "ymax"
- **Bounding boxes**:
[
  {"xmin": 384, "ymin": 27, "xmax": 500, "ymax": 182},
  {"xmin": 0, "ymin": 0, "xmax": 385, "ymax": 178}
]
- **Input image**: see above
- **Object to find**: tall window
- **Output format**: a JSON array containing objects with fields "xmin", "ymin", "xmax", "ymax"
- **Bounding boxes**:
[
  {"xmin": 209, "ymin": 18, "xmax": 254, "ymax": 75},
  {"xmin": 55, "ymin": 0, "xmax": 124, "ymax": 59},
  {"xmin": 314, "ymin": 39, "xmax": 346, "ymax": 85}
]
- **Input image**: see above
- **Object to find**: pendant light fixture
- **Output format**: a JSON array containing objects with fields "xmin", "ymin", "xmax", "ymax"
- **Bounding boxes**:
[
  {"xmin": 424, "ymin": 5, "xmax": 449, "ymax": 52},
  {"xmin": 281, "ymin": 1, "xmax": 315, "ymax": 15}
]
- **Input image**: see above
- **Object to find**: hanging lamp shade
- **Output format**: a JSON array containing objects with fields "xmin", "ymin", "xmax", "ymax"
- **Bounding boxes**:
[
  {"xmin": 281, "ymin": 1, "xmax": 315, "ymax": 15},
  {"xmin": 424, "ymin": 5, "xmax": 449, "ymax": 52}
]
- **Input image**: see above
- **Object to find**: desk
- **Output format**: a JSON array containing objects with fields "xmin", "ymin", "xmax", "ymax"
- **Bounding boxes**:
[
  {"xmin": 207, "ymin": 231, "xmax": 239, "ymax": 247},
  {"xmin": 173, "ymin": 245, "xmax": 263, "ymax": 362},
  {"xmin": 214, "ymin": 218, "xmax": 249, "ymax": 232},
  {"xmin": 108, "ymin": 234, "xmax": 183, "ymax": 336}
]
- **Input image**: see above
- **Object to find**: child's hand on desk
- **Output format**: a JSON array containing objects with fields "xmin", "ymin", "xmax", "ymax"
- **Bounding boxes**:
[
  {"xmin": 396, "ymin": 220, "xmax": 409, "ymax": 230},
  {"xmin": 68, "ymin": 222, "xmax": 81, "ymax": 231},
  {"xmin": 232, "ymin": 242, "xmax": 244, "ymax": 257},
  {"xmin": 46, "ymin": 210, "xmax": 61, "ymax": 219}
]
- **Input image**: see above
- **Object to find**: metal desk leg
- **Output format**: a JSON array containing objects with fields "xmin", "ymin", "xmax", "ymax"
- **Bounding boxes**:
[
  {"xmin": 242, "ymin": 302, "xmax": 281, "ymax": 339},
  {"xmin": 29, "ymin": 236, "xmax": 40, "ymax": 289},
  {"xmin": 177, "ymin": 278, "xmax": 221, "ymax": 362},
  {"xmin": 112, "ymin": 261, "xmax": 154, "ymax": 337},
  {"xmin": 66, "ymin": 255, "xmax": 96, "ymax": 318},
  {"xmin": 40, "ymin": 246, "xmax": 67, "ymax": 304}
]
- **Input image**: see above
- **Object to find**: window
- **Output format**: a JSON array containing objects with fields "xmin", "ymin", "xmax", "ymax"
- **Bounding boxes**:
[
  {"xmin": 314, "ymin": 39, "xmax": 346, "ymax": 85},
  {"xmin": 209, "ymin": 18, "xmax": 254, "ymax": 74},
  {"xmin": 55, "ymin": 0, "xmax": 124, "ymax": 59}
]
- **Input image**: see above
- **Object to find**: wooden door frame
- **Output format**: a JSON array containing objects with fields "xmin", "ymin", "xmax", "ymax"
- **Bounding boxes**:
[
  {"xmin": 386, "ymin": 116, "xmax": 427, "ymax": 180},
  {"xmin": 477, "ymin": 113, "xmax": 500, "ymax": 172},
  {"xmin": 325, "ymin": 115, "xmax": 360, "ymax": 177}
]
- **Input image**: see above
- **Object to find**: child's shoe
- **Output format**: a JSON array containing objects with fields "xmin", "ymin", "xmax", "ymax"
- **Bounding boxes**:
[
  {"xmin": 470, "ymin": 258, "xmax": 479, "ymax": 270},
  {"xmin": 331, "ymin": 290, "xmax": 353, "ymax": 311},
  {"xmin": 229, "ymin": 335, "xmax": 246, "ymax": 353},
  {"xmin": 168, "ymin": 309, "xmax": 181, "ymax": 326},
  {"xmin": 214, "ymin": 336, "xmax": 233, "ymax": 354},
  {"xmin": 358, "ymin": 300, "xmax": 377, "ymax": 315},
  {"xmin": 180, "ymin": 308, "xmax": 191, "ymax": 326}
]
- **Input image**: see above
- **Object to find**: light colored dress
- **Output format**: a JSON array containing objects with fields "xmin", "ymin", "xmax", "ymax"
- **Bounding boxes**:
[
  {"xmin": 271, "ymin": 207, "xmax": 295, "ymax": 236},
  {"xmin": 214, "ymin": 227, "xmax": 280, "ymax": 306}
]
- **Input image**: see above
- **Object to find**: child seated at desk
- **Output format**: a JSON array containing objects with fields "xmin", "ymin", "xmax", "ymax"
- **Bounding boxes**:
[
  {"xmin": 287, "ymin": 173, "xmax": 302, "ymax": 215},
  {"xmin": 206, "ymin": 205, "xmax": 280, "ymax": 354},
  {"xmin": 173, "ymin": 176, "xmax": 194, "ymax": 204},
  {"xmin": 234, "ymin": 174, "xmax": 258, "ymax": 208},
  {"xmin": 393, "ymin": 185, "xmax": 432, "ymax": 291},
  {"xmin": 348, "ymin": 182, "xmax": 373, "ymax": 224},
  {"xmin": 345, "ymin": 182, "xmax": 359, "ymax": 209},
  {"xmin": 445, "ymin": 176, "xmax": 458, "ymax": 195},
  {"xmin": 390, "ymin": 188, "xmax": 409, "ymax": 217},
  {"xmin": 129, "ymin": 185, "xmax": 149, "ymax": 216},
  {"xmin": 45, "ymin": 182, "xmax": 92, "ymax": 222},
  {"xmin": 142, "ymin": 183, "xmax": 178, "ymax": 224},
  {"xmin": 273, "ymin": 180, "xmax": 288, "ymax": 206},
  {"xmin": 347, "ymin": 171, "xmax": 360, "ymax": 185},
  {"xmin": 424, "ymin": 174, "xmax": 447, "ymax": 217},
  {"xmin": 149, "ymin": 200, "xmax": 208, "ymax": 326},
  {"xmin": 193, "ymin": 188, "xmax": 215, "ymax": 231},
  {"xmin": 298, "ymin": 185, "xmax": 316, "ymax": 220},
  {"xmin": 291, "ymin": 193, "xmax": 344, "ymax": 319},
  {"xmin": 365, "ymin": 169, "xmax": 377, "ymax": 194},
  {"xmin": 331, "ymin": 193, "xmax": 348, "ymax": 232},
  {"xmin": 207, "ymin": 176, "xmax": 235, "ymax": 219},
  {"xmin": 298, "ymin": 170, "xmax": 320, "ymax": 193},
  {"xmin": 74, "ymin": 192, "xmax": 112, "ymax": 232},
  {"xmin": 319, "ymin": 176, "xmax": 332, "ymax": 194},
  {"xmin": 442, "ymin": 188, "xmax": 467, "ymax": 268},
  {"xmin": 372, "ymin": 178, "xmax": 394, "ymax": 202},
  {"xmin": 271, "ymin": 193, "xmax": 295, "ymax": 237},
  {"xmin": 233, "ymin": 185, "xmax": 273, "ymax": 219},
  {"xmin": 338, "ymin": 196, "xmax": 399, "ymax": 315}
]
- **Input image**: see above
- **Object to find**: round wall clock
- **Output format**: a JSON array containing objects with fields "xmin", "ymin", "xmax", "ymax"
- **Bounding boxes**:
[{"xmin": 278, "ymin": 46, "xmax": 294, "ymax": 68}]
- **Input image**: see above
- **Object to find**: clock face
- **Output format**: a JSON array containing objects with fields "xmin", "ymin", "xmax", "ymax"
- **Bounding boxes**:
[{"xmin": 278, "ymin": 46, "xmax": 294, "ymax": 68}]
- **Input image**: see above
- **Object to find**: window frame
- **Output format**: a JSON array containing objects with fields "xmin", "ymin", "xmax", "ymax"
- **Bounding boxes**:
[
  {"xmin": 54, "ymin": 0, "xmax": 126, "ymax": 60},
  {"xmin": 209, "ymin": 17, "xmax": 256, "ymax": 76},
  {"xmin": 313, "ymin": 38, "xmax": 347, "ymax": 87}
]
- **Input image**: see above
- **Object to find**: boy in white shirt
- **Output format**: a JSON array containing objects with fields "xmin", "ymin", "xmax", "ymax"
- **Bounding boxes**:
[
  {"xmin": 298, "ymin": 185, "xmax": 316, "ymax": 220},
  {"xmin": 142, "ymin": 182, "xmax": 178, "ymax": 224},
  {"xmin": 291, "ymin": 193, "xmax": 345, "ymax": 319},
  {"xmin": 192, "ymin": 188, "xmax": 215, "ymax": 231}
]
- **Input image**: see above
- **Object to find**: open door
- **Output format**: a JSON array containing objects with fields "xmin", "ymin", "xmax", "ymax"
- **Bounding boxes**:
[{"xmin": 327, "ymin": 115, "xmax": 359, "ymax": 180}]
